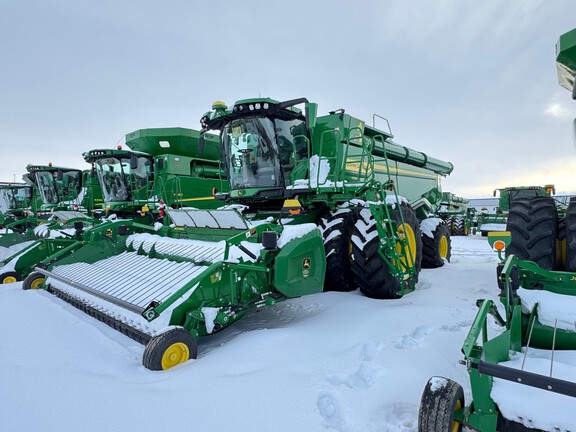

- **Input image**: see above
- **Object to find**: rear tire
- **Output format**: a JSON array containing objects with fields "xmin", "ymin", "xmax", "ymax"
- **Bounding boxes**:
[
  {"xmin": 351, "ymin": 203, "xmax": 422, "ymax": 299},
  {"xmin": 142, "ymin": 328, "xmax": 198, "ymax": 371},
  {"xmin": 0, "ymin": 271, "xmax": 22, "ymax": 284},
  {"xmin": 452, "ymin": 216, "xmax": 466, "ymax": 236},
  {"xmin": 422, "ymin": 222, "xmax": 451, "ymax": 268},
  {"xmin": 506, "ymin": 197, "xmax": 557, "ymax": 270},
  {"xmin": 318, "ymin": 208, "xmax": 358, "ymax": 292},
  {"xmin": 418, "ymin": 377, "xmax": 464, "ymax": 432},
  {"xmin": 565, "ymin": 197, "xmax": 576, "ymax": 272}
]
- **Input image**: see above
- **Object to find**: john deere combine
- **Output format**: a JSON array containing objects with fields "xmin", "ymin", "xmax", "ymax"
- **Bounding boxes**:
[
  {"xmin": 0, "ymin": 128, "xmax": 225, "ymax": 285},
  {"xmin": 84, "ymin": 127, "xmax": 225, "ymax": 221},
  {"xmin": 418, "ymin": 27, "xmax": 576, "ymax": 432},
  {"xmin": 0, "ymin": 182, "xmax": 34, "ymax": 228},
  {"xmin": 28, "ymin": 99, "xmax": 453, "ymax": 370}
]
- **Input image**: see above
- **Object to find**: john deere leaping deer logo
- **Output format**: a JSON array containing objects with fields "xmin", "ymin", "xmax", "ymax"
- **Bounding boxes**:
[{"xmin": 302, "ymin": 258, "xmax": 311, "ymax": 278}]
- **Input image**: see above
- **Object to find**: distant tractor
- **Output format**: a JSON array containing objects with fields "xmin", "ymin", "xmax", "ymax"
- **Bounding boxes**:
[{"xmin": 475, "ymin": 185, "xmax": 556, "ymax": 236}]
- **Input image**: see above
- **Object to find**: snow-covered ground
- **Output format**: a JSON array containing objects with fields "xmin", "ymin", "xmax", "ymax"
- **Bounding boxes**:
[{"xmin": 0, "ymin": 236, "xmax": 573, "ymax": 431}]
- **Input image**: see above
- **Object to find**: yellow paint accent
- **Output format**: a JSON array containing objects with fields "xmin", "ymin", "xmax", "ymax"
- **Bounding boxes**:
[
  {"xmin": 283, "ymin": 199, "xmax": 302, "ymax": 208},
  {"xmin": 396, "ymin": 223, "xmax": 417, "ymax": 270},
  {"xmin": 439, "ymin": 235, "xmax": 449, "ymax": 259},
  {"xmin": 30, "ymin": 277, "xmax": 45, "ymax": 289},
  {"xmin": 344, "ymin": 161, "xmax": 438, "ymax": 180},
  {"xmin": 451, "ymin": 399, "xmax": 462, "ymax": 432},
  {"xmin": 161, "ymin": 342, "xmax": 190, "ymax": 370},
  {"xmin": 180, "ymin": 196, "xmax": 216, "ymax": 202},
  {"xmin": 2, "ymin": 275, "xmax": 17, "ymax": 284}
]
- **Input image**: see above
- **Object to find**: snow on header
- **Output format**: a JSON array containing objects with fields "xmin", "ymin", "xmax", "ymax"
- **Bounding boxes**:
[
  {"xmin": 277, "ymin": 224, "xmax": 319, "ymax": 248},
  {"xmin": 518, "ymin": 287, "xmax": 576, "ymax": 332}
]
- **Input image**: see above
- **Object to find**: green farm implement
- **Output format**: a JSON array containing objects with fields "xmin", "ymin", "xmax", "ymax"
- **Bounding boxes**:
[
  {"xmin": 437, "ymin": 192, "xmax": 475, "ymax": 236},
  {"xmin": 29, "ymin": 99, "xmax": 454, "ymax": 370},
  {"xmin": 418, "ymin": 27, "xmax": 576, "ymax": 432},
  {"xmin": 85, "ymin": 127, "xmax": 226, "ymax": 221}
]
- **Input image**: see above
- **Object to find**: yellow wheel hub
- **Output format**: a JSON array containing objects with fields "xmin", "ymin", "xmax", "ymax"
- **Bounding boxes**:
[
  {"xmin": 396, "ymin": 223, "xmax": 416, "ymax": 269},
  {"xmin": 30, "ymin": 277, "xmax": 45, "ymax": 290},
  {"xmin": 161, "ymin": 342, "xmax": 190, "ymax": 370},
  {"xmin": 451, "ymin": 399, "xmax": 462, "ymax": 432},
  {"xmin": 439, "ymin": 236, "xmax": 449, "ymax": 259},
  {"xmin": 2, "ymin": 276, "xmax": 17, "ymax": 284}
]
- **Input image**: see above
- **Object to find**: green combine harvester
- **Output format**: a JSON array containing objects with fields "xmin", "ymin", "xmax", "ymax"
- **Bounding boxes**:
[
  {"xmin": 0, "ymin": 127, "xmax": 225, "ymax": 285},
  {"xmin": 0, "ymin": 182, "xmax": 34, "ymax": 228},
  {"xmin": 28, "ymin": 98, "xmax": 453, "ymax": 370},
  {"xmin": 84, "ymin": 127, "xmax": 225, "ymax": 222},
  {"xmin": 418, "ymin": 27, "xmax": 576, "ymax": 432},
  {"xmin": 437, "ymin": 192, "xmax": 475, "ymax": 236}
]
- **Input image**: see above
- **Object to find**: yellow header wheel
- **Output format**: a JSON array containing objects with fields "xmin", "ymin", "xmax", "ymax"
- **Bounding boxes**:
[
  {"xmin": 30, "ymin": 277, "xmax": 45, "ymax": 290},
  {"xmin": 161, "ymin": 342, "xmax": 190, "ymax": 370},
  {"xmin": 3, "ymin": 276, "xmax": 17, "ymax": 284}
]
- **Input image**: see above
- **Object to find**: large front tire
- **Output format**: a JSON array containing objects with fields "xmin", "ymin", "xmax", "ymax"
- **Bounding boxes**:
[
  {"xmin": 418, "ymin": 377, "xmax": 464, "ymax": 432},
  {"xmin": 421, "ymin": 222, "xmax": 451, "ymax": 268},
  {"xmin": 142, "ymin": 328, "xmax": 198, "ymax": 371},
  {"xmin": 318, "ymin": 208, "xmax": 358, "ymax": 292},
  {"xmin": 506, "ymin": 197, "xmax": 557, "ymax": 270},
  {"xmin": 351, "ymin": 203, "xmax": 422, "ymax": 299}
]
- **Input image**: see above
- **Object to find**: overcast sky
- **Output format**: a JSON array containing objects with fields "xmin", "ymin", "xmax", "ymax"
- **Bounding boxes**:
[{"xmin": 2, "ymin": 0, "xmax": 576, "ymax": 197}]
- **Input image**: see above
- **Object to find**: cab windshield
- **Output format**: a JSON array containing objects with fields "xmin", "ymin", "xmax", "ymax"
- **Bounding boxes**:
[
  {"xmin": 95, "ymin": 155, "xmax": 152, "ymax": 202},
  {"xmin": 221, "ymin": 117, "xmax": 307, "ymax": 190},
  {"xmin": 35, "ymin": 170, "xmax": 81, "ymax": 204},
  {"xmin": 0, "ymin": 186, "xmax": 31, "ymax": 211}
]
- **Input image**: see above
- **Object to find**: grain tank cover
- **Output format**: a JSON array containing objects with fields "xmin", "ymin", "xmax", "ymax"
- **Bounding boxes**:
[
  {"xmin": 556, "ymin": 27, "xmax": 576, "ymax": 95},
  {"xmin": 125, "ymin": 127, "xmax": 220, "ymax": 160}
]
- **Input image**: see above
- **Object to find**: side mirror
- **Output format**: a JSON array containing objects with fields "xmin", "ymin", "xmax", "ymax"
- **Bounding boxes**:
[
  {"xmin": 198, "ymin": 134, "xmax": 205, "ymax": 154},
  {"xmin": 130, "ymin": 154, "xmax": 139, "ymax": 170},
  {"xmin": 305, "ymin": 103, "xmax": 317, "ymax": 130},
  {"xmin": 56, "ymin": 171, "xmax": 64, "ymax": 181},
  {"xmin": 157, "ymin": 158, "xmax": 164, "ymax": 169}
]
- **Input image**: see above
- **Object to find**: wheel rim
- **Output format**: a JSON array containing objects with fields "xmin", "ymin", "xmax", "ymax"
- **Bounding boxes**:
[
  {"xmin": 396, "ymin": 223, "xmax": 417, "ymax": 269},
  {"xmin": 451, "ymin": 399, "xmax": 462, "ymax": 432},
  {"xmin": 30, "ymin": 277, "xmax": 45, "ymax": 289},
  {"xmin": 2, "ymin": 276, "xmax": 17, "ymax": 284},
  {"xmin": 439, "ymin": 235, "xmax": 449, "ymax": 259},
  {"xmin": 161, "ymin": 342, "xmax": 190, "ymax": 370}
]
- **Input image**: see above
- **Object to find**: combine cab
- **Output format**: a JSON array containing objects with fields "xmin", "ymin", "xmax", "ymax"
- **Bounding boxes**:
[{"xmin": 0, "ymin": 182, "xmax": 34, "ymax": 228}]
